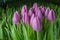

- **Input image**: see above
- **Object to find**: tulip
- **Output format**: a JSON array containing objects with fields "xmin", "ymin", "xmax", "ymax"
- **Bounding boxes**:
[
  {"xmin": 35, "ymin": 8, "xmax": 42, "ymax": 20},
  {"xmin": 22, "ymin": 12, "xmax": 30, "ymax": 24},
  {"xmin": 30, "ymin": 14, "xmax": 35, "ymax": 25},
  {"xmin": 31, "ymin": 16, "xmax": 42, "ymax": 31},
  {"xmin": 33, "ymin": 3, "xmax": 38, "ymax": 9},
  {"xmin": 13, "ymin": 11, "xmax": 20, "ymax": 24},
  {"xmin": 21, "ymin": 5, "xmax": 28, "ymax": 16},
  {"xmin": 39, "ymin": 6, "xmax": 46, "ymax": 16},
  {"xmin": 47, "ymin": 9, "xmax": 55, "ymax": 21},
  {"xmin": 45, "ymin": 7, "xmax": 50, "ymax": 17},
  {"xmin": 29, "ymin": 8, "xmax": 34, "ymax": 17},
  {"xmin": 33, "ymin": 3, "xmax": 38, "ymax": 11}
]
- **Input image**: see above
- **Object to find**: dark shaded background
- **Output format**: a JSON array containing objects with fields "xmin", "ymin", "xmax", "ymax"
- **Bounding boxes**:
[{"xmin": 0, "ymin": 0, "xmax": 60, "ymax": 8}]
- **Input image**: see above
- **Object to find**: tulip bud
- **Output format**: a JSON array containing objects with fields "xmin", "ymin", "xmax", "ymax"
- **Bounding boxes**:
[
  {"xmin": 33, "ymin": 3, "xmax": 38, "ymax": 11},
  {"xmin": 39, "ymin": 6, "xmax": 46, "ymax": 16},
  {"xmin": 33, "ymin": 3, "xmax": 38, "ymax": 9},
  {"xmin": 22, "ymin": 13, "xmax": 30, "ymax": 24},
  {"xmin": 32, "ymin": 16, "xmax": 42, "ymax": 31},
  {"xmin": 45, "ymin": 7, "xmax": 50, "ymax": 17},
  {"xmin": 21, "ymin": 5, "xmax": 28, "ymax": 16},
  {"xmin": 13, "ymin": 11, "xmax": 20, "ymax": 24},
  {"xmin": 35, "ymin": 8, "xmax": 42, "ymax": 20},
  {"xmin": 29, "ymin": 8, "xmax": 34, "ymax": 17},
  {"xmin": 30, "ymin": 14, "xmax": 35, "ymax": 25},
  {"xmin": 47, "ymin": 9, "xmax": 55, "ymax": 21}
]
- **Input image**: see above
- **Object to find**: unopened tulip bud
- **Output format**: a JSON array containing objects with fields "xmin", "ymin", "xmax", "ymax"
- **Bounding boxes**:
[
  {"xmin": 13, "ymin": 11, "xmax": 20, "ymax": 24},
  {"xmin": 29, "ymin": 8, "xmax": 34, "ymax": 17},
  {"xmin": 22, "ymin": 13, "xmax": 30, "ymax": 24},
  {"xmin": 47, "ymin": 9, "xmax": 55, "ymax": 21},
  {"xmin": 21, "ymin": 5, "xmax": 28, "ymax": 16},
  {"xmin": 32, "ymin": 16, "xmax": 42, "ymax": 31},
  {"xmin": 45, "ymin": 7, "xmax": 50, "ymax": 17},
  {"xmin": 33, "ymin": 3, "xmax": 38, "ymax": 9},
  {"xmin": 33, "ymin": 3, "xmax": 38, "ymax": 11},
  {"xmin": 30, "ymin": 14, "xmax": 35, "ymax": 25},
  {"xmin": 39, "ymin": 6, "xmax": 46, "ymax": 16},
  {"xmin": 35, "ymin": 8, "xmax": 42, "ymax": 20}
]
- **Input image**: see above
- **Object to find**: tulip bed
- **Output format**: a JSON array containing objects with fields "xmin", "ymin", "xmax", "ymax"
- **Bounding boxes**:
[{"xmin": 0, "ymin": 1, "xmax": 60, "ymax": 40}]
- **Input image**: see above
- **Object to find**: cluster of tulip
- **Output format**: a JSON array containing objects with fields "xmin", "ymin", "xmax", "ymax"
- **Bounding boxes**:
[{"xmin": 13, "ymin": 3, "xmax": 55, "ymax": 31}]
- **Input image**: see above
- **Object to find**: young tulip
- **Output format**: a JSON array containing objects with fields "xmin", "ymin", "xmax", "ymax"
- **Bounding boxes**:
[
  {"xmin": 45, "ymin": 7, "xmax": 50, "ymax": 17},
  {"xmin": 35, "ymin": 8, "xmax": 42, "ymax": 20},
  {"xmin": 47, "ymin": 9, "xmax": 55, "ymax": 21},
  {"xmin": 13, "ymin": 11, "xmax": 20, "ymax": 24},
  {"xmin": 29, "ymin": 8, "xmax": 34, "ymax": 17},
  {"xmin": 32, "ymin": 16, "xmax": 42, "ymax": 31},
  {"xmin": 30, "ymin": 14, "xmax": 35, "ymax": 25},
  {"xmin": 39, "ymin": 6, "xmax": 46, "ymax": 16},
  {"xmin": 21, "ymin": 5, "xmax": 28, "ymax": 16},
  {"xmin": 33, "ymin": 3, "xmax": 38, "ymax": 11},
  {"xmin": 22, "ymin": 13, "xmax": 30, "ymax": 24},
  {"xmin": 33, "ymin": 3, "xmax": 38, "ymax": 9}
]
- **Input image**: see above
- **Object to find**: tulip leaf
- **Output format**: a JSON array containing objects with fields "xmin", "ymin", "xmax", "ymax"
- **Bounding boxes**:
[
  {"xmin": 43, "ymin": 32, "xmax": 46, "ymax": 40},
  {"xmin": 0, "ymin": 21, "xmax": 3, "ymax": 40},
  {"xmin": 21, "ymin": 22, "xmax": 30, "ymax": 40},
  {"xmin": 47, "ymin": 22, "xmax": 54, "ymax": 40}
]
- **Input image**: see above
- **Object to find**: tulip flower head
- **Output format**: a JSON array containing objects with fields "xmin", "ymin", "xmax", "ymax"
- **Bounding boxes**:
[
  {"xmin": 47, "ymin": 9, "xmax": 55, "ymax": 21},
  {"xmin": 22, "ymin": 12, "xmax": 30, "ymax": 24},
  {"xmin": 45, "ymin": 7, "xmax": 50, "ymax": 17},
  {"xmin": 21, "ymin": 5, "xmax": 28, "ymax": 16},
  {"xmin": 39, "ymin": 6, "xmax": 46, "ymax": 16},
  {"xmin": 13, "ymin": 11, "xmax": 20, "ymax": 24},
  {"xmin": 30, "ymin": 14, "xmax": 35, "ymax": 25},
  {"xmin": 29, "ymin": 8, "xmax": 34, "ymax": 17},
  {"xmin": 33, "ymin": 3, "xmax": 38, "ymax": 12},
  {"xmin": 35, "ymin": 8, "xmax": 42, "ymax": 20},
  {"xmin": 33, "ymin": 3, "xmax": 38, "ymax": 9},
  {"xmin": 31, "ymin": 16, "xmax": 42, "ymax": 31}
]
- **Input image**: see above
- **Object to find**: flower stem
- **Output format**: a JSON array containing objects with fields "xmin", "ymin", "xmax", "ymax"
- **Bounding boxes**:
[{"xmin": 37, "ymin": 30, "xmax": 43, "ymax": 40}]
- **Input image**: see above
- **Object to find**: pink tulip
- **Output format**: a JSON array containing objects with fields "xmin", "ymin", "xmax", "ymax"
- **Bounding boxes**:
[
  {"xmin": 31, "ymin": 16, "xmax": 42, "ymax": 31},
  {"xmin": 22, "ymin": 12, "xmax": 30, "ymax": 24},
  {"xmin": 45, "ymin": 7, "xmax": 50, "ymax": 17},
  {"xmin": 13, "ymin": 11, "xmax": 20, "ymax": 24},
  {"xmin": 39, "ymin": 6, "xmax": 46, "ymax": 16},
  {"xmin": 30, "ymin": 14, "xmax": 35, "ymax": 25},
  {"xmin": 21, "ymin": 5, "xmax": 28, "ymax": 16},
  {"xmin": 29, "ymin": 8, "xmax": 34, "ymax": 17},
  {"xmin": 35, "ymin": 8, "xmax": 42, "ymax": 20},
  {"xmin": 33, "ymin": 3, "xmax": 38, "ymax": 9},
  {"xmin": 47, "ymin": 9, "xmax": 55, "ymax": 21}
]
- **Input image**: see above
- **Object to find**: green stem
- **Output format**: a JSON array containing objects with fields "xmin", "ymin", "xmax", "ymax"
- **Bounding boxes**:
[
  {"xmin": 48, "ymin": 22, "xmax": 53, "ymax": 40},
  {"xmin": 37, "ymin": 30, "xmax": 42, "ymax": 40}
]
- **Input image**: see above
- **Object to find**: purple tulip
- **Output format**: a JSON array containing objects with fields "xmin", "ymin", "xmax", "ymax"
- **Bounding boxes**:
[
  {"xmin": 33, "ymin": 3, "xmax": 38, "ymax": 11},
  {"xmin": 22, "ymin": 12, "xmax": 30, "ymax": 24},
  {"xmin": 29, "ymin": 8, "xmax": 34, "ymax": 17},
  {"xmin": 35, "ymin": 8, "xmax": 42, "ymax": 20},
  {"xmin": 45, "ymin": 7, "xmax": 50, "ymax": 17},
  {"xmin": 39, "ymin": 6, "xmax": 46, "ymax": 16},
  {"xmin": 47, "ymin": 9, "xmax": 55, "ymax": 21},
  {"xmin": 13, "ymin": 11, "xmax": 20, "ymax": 24},
  {"xmin": 30, "ymin": 14, "xmax": 35, "ymax": 25},
  {"xmin": 21, "ymin": 5, "xmax": 28, "ymax": 16},
  {"xmin": 33, "ymin": 3, "xmax": 38, "ymax": 9},
  {"xmin": 31, "ymin": 16, "xmax": 42, "ymax": 31},
  {"xmin": 44, "ymin": 7, "xmax": 50, "ymax": 17}
]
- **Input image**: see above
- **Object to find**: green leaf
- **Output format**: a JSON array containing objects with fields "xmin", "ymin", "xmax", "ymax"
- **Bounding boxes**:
[
  {"xmin": 47, "ymin": 22, "xmax": 54, "ymax": 40},
  {"xmin": 21, "ymin": 22, "xmax": 30, "ymax": 40}
]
